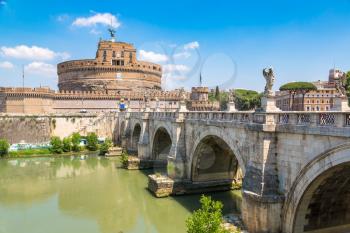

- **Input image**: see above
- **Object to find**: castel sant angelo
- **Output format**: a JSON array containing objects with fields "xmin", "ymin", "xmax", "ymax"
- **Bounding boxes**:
[
  {"xmin": 57, "ymin": 29, "xmax": 162, "ymax": 92},
  {"xmin": 0, "ymin": 30, "xmax": 218, "ymax": 114}
]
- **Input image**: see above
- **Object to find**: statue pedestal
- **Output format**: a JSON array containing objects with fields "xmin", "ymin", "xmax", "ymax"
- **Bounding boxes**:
[
  {"xmin": 261, "ymin": 96, "xmax": 280, "ymax": 112},
  {"xmin": 227, "ymin": 102, "xmax": 237, "ymax": 112},
  {"xmin": 332, "ymin": 97, "xmax": 350, "ymax": 111}
]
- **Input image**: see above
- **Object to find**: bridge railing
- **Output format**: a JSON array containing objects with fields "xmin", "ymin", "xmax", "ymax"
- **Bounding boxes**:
[
  {"xmin": 126, "ymin": 110, "xmax": 350, "ymax": 128},
  {"xmin": 275, "ymin": 112, "xmax": 350, "ymax": 127}
]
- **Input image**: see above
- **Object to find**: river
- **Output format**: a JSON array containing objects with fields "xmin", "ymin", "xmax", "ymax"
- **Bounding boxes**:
[{"xmin": 0, "ymin": 155, "xmax": 241, "ymax": 233}]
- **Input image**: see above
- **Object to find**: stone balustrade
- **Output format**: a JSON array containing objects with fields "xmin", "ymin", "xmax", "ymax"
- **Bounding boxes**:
[{"xmin": 130, "ymin": 110, "xmax": 350, "ymax": 128}]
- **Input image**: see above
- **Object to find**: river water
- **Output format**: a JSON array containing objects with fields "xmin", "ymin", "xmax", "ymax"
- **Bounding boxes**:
[{"xmin": 0, "ymin": 155, "xmax": 241, "ymax": 233}]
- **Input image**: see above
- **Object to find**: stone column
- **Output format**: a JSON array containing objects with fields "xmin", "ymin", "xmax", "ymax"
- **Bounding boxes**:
[
  {"xmin": 227, "ymin": 102, "xmax": 237, "ymax": 112},
  {"xmin": 138, "ymin": 112, "xmax": 151, "ymax": 159},
  {"xmin": 167, "ymin": 112, "xmax": 186, "ymax": 180},
  {"xmin": 121, "ymin": 113, "xmax": 131, "ymax": 149},
  {"xmin": 260, "ymin": 96, "xmax": 280, "ymax": 112},
  {"xmin": 242, "ymin": 119, "xmax": 284, "ymax": 233}
]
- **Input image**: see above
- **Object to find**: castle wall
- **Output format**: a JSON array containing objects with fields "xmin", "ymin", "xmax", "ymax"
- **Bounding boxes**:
[{"xmin": 0, "ymin": 113, "xmax": 118, "ymax": 144}]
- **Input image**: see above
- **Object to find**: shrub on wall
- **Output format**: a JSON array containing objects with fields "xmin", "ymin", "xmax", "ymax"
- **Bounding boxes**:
[
  {"xmin": 86, "ymin": 132, "xmax": 98, "ymax": 151},
  {"xmin": 71, "ymin": 132, "xmax": 81, "ymax": 152},
  {"xmin": 62, "ymin": 137, "xmax": 72, "ymax": 152},
  {"xmin": 99, "ymin": 138, "xmax": 112, "ymax": 155},
  {"xmin": 0, "ymin": 139, "xmax": 10, "ymax": 157},
  {"xmin": 51, "ymin": 118, "xmax": 56, "ymax": 129},
  {"xmin": 50, "ymin": 136, "xmax": 63, "ymax": 154}
]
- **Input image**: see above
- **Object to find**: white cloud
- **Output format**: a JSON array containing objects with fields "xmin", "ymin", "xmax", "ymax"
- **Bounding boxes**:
[
  {"xmin": 72, "ymin": 13, "xmax": 121, "ymax": 28},
  {"xmin": 173, "ymin": 51, "xmax": 191, "ymax": 59},
  {"xmin": 163, "ymin": 64, "xmax": 190, "ymax": 73},
  {"xmin": 25, "ymin": 62, "xmax": 56, "ymax": 77},
  {"xmin": 184, "ymin": 41, "xmax": 199, "ymax": 50},
  {"xmin": 0, "ymin": 61, "xmax": 14, "ymax": 69},
  {"xmin": 1, "ymin": 45, "xmax": 70, "ymax": 61},
  {"xmin": 162, "ymin": 64, "xmax": 190, "ymax": 89},
  {"xmin": 139, "ymin": 50, "xmax": 168, "ymax": 63}
]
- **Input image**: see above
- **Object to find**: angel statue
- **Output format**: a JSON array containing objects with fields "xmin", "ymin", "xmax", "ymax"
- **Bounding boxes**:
[
  {"xmin": 335, "ymin": 73, "xmax": 347, "ymax": 97},
  {"xmin": 228, "ymin": 89, "xmax": 236, "ymax": 103},
  {"xmin": 179, "ymin": 88, "xmax": 187, "ymax": 102},
  {"xmin": 262, "ymin": 67, "xmax": 275, "ymax": 97}
]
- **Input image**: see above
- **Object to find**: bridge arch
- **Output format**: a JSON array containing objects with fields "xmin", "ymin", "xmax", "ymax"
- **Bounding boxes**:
[
  {"xmin": 283, "ymin": 143, "xmax": 350, "ymax": 233},
  {"xmin": 151, "ymin": 126, "xmax": 172, "ymax": 161},
  {"xmin": 130, "ymin": 123, "xmax": 141, "ymax": 154},
  {"xmin": 189, "ymin": 127, "xmax": 246, "ymax": 179}
]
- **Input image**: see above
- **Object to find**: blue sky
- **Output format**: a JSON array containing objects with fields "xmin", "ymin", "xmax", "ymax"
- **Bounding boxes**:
[{"xmin": 1, "ymin": 0, "xmax": 350, "ymax": 91}]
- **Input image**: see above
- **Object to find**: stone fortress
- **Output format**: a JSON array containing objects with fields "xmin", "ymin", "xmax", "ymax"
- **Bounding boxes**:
[
  {"xmin": 57, "ymin": 32, "xmax": 162, "ymax": 92},
  {"xmin": 0, "ymin": 31, "xmax": 218, "ymax": 114}
]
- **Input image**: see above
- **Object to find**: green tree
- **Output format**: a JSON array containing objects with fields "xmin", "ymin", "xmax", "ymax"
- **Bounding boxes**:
[
  {"xmin": 186, "ymin": 195, "xmax": 229, "ymax": 233},
  {"xmin": 99, "ymin": 138, "xmax": 112, "ymax": 156},
  {"xmin": 215, "ymin": 86, "xmax": 220, "ymax": 101},
  {"xmin": 62, "ymin": 137, "xmax": 72, "ymax": 152},
  {"xmin": 345, "ymin": 71, "xmax": 350, "ymax": 96},
  {"xmin": 234, "ymin": 89, "xmax": 261, "ymax": 110},
  {"xmin": 279, "ymin": 82, "xmax": 317, "ymax": 110},
  {"xmin": 86, "ymin": 132, "xmax": 99, "ymax": 151},
  {"xmin": 71, "ymin": 132, "xmax": 81, "ymax": 152},
  {"xmin": 0, "ymin": 139, "xmax": 10, "ymax": 157},
  {"xmin": 50, "ymin": 136, "xmax": 63, "ymax": 154}
]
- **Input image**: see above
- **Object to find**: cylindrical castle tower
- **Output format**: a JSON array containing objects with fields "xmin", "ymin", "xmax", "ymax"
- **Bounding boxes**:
[{"xmin": 57, "ymin": 34, "xmax": 162, "ymax": 92}]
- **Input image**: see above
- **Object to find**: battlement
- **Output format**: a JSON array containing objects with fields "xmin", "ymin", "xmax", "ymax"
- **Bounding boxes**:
[
  {"xmin": 0, "ymin": 87, "xmax": 56, "ymax": 97},
  {"xmin": 191, "ymin": 87, "xmax": 209, "ymax": 93}
]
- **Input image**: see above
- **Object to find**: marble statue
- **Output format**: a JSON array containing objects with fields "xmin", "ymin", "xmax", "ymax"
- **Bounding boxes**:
[{"xmin": 263, "ymin": 67, "xmax": 275, "ymax": 97}]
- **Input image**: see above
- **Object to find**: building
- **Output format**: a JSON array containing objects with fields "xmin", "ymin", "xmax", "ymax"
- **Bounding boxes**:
[
  {"xmin": 57, "ymin": 32, "xmax": 162, "ymax": 92},
  {"xmin": 276, "ymin": 69, "xmax": 343, "ymax": 111},
  {"xmin": 0, "ymin": 31, "xmax": 192, "ymax": 114},
  {"xmin": 187, "ymin": 87, "xmax": 220, "ymax": 111},
  {"xmin": 0, "ymin": 87, "xmax": 184, "ymax": 114}
]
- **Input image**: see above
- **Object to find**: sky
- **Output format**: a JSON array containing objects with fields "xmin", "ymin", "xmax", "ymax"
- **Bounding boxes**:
[{"xmin": 1, "ymin": 0, "xmax": 350, "ymax": 92}]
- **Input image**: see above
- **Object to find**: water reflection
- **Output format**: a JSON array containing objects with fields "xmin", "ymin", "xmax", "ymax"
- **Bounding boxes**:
[{"xmin": 0, "ymin": 156, "xmax": 241, "ymax": 233}]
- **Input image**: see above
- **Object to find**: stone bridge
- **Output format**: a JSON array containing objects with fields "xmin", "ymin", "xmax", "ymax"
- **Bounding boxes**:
[{"xmin": 115, "ymin": 110, "xmax": 350, "ymax": 233}]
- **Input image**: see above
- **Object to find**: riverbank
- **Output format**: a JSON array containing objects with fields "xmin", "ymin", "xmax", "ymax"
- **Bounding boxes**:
[{"xmin": 2, "ymin": 148, "xmax": 98, "ymax": 159}]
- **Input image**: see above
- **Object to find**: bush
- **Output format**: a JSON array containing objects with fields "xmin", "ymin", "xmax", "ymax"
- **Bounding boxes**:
[
  {"xmin": 71, "ymin": 132, "xmax": 81, "ymax": 152},
  {"xmin": 186, "ymin": 195, "xmax": 229, "ymax": 233},
  {"xmin": 120, "ymin": 150, "xmax": 129, "ymax": 167},
  {"xmin": 50, "ymin": 136, "xmax": 63, "ymax": 154},
  {"xmin": 62, "ymin": 137, "xmax": 72, "ymax": 152},
  {"xmin": 0, "ymin": 139, "xmax": 10, "ymax": 157},
  {"xmin": 99, "ymin": 138, "xmax": 112, "ymax": 156},
  {"xmin": 86, "ymin": 132, "xmax": 99, "ymax": 151}
]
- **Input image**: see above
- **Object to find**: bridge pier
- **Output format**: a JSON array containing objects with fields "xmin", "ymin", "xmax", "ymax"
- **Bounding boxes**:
[
  {"xmin": 241, "ymin": 129, "xmax": 284, "ymax": 233},
  {"xmin": 242, "ymin": 192, "xmax": 283, "ymax": 233}
]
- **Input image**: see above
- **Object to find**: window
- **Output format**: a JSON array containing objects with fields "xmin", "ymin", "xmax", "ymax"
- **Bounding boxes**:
[
  {"xmin": 121, "ymin": 60, "xmax": 124, "ymax": 66},
  {"xmin": 112, "ymin": 51, "xmax": 116, "ymax": 57}
]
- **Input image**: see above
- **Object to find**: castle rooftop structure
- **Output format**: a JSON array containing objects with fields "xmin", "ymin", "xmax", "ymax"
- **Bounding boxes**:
[{"xmin": 57, "ymin": 33, "xmax": 162, "ymax": 92}]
